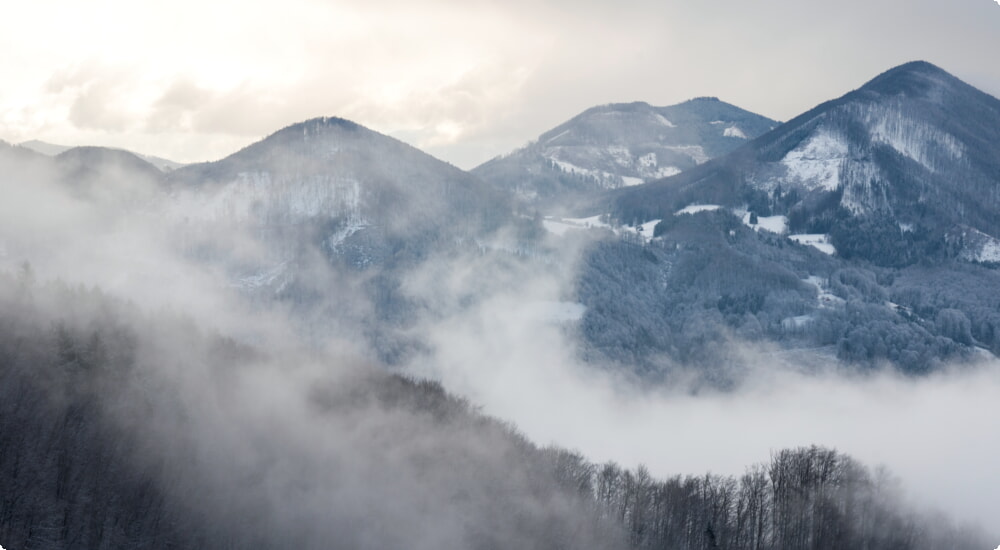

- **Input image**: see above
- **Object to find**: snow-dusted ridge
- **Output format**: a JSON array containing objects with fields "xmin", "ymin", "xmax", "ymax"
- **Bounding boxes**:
[{"xmin": 473, "ymin": 97, "xmax": 778, "ymax": 201}]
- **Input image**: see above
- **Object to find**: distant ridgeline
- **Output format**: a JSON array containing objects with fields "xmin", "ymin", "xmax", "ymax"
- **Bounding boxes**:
[
  {"xmin": 473, "ymin": 97, "xmax": 777, "ymax": 210},
  {"xmin": 3, "ymin": 61, "xmax": 1000, "ymax": 379}
]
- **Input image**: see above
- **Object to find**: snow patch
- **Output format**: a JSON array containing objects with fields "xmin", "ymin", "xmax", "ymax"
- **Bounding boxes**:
[
  {"xmin": 723, "ymin": 126, "xmax": 747, "ymax": 139},
  {"xmin": 545, "ymin": 153, "xmax": 632, "ymax": 189},
  {"xmin": 709, "ymin": 120, "xmax": 726, "ymax": 125},
  {"xmin": 804, "ymin": 275, "xmax": 845, "ymax": 308},
  {"xmin": 548, "ymin": 157, "xmax": 591, "ymax": 176},
  {"xmin": 638, "ymin": 152, "xmax": 658, "ymax": 168},
  {"xmin": 543, "ymin": 215, "xmax": 661, "ymax": 243},
  {"xmin": 781, "ymin": 129, "xmax": 848, "ymax": 192},
  {"xmin": 956, "ymin": 228, "xmax": 1000, "ymax": 264},
  {"xmin": 621, "ymin": 176, "xmax": 645, "ymax": 186},
  {"xmin": 977, "ymin": 240, "xmax": 1000, "ymax": 263},
  {"xmin": 653, "ymin": 113, "xmax": 676, "ymax": 127},
  {"xmin": 563, "ymin": 215, "xmax": 612, "ymax": 228},
  {"xmin": 542, "ymin": 215, "xmax": 613, "ymax": 236},
  {"xmin": 545, "ymin": 129, "xmax": 571, "ymax": 143},
  {"xmin": 742, "ymin": 212, "xmax": 788, "ymax": 234},
  {"xmin": 655, "ymin": 166, "xmax": 681, "ymax": 178},
  {"xmin": 675, "ymin": 204, "xmax": 721, "ymax": 215},
  {"xmin": 789, "ymin": 234, "xmax": 836, "ymax": 255},
  {"xmin": 626, "ymin": 219, "xmax": 662, "ymax": 237}
]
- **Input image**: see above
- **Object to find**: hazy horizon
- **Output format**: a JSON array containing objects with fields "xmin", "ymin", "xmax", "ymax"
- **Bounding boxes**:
[{"xmin": 2, "ymin": 0, "xmax": 999, "ymax": 169}]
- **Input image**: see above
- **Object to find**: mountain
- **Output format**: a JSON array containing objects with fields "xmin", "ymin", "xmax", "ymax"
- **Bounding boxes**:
[
  {"xmin": 17, "ymin": 139, "xmax": 72, "ymax": 156},
  {"xmin": 0, "ymin": 139, "xmax": 52, "ymax": 177},
  {"xmin": 53, "ymin": 146, "xmax": 164, "ymax": 197},
  {"xmin": 165, "ymin": 116, "xmax": 510, "ymax": 269},
  {"xmin": 0, "ymin": 274, "xmax": 629, "ymax": 550},
  {"xmin": 613, "ymin": 61, "xmax": 1000, "ymax": 267},
  {"xmin": 20, "ymin": 139, "xmax": 186, "ymax": 171},
  {"xmin": 158, "ymin": 117, "xmax": 517, "ymax": 362},
  {"xmin": 562, "ymin": 62, "xmax": 1000, "ymax": 376},
  {"xmin": 473, "ymin": 98, "xmax": 776, "ymax": 209}
]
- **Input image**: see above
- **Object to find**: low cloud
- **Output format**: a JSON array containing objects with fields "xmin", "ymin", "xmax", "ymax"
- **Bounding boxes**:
[
  {"xmin": 2, "ymin": 120, "xmax": 996, "ymax": 541},
  {"xmin": 400, "ymin": 231, "xmax": 1000, "ymax": 535}
]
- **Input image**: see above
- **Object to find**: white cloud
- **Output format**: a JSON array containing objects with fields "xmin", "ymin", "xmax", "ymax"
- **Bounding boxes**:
[{"xmin": 401, "ymin": 238, "xmax": 1000, "ymax": 535}]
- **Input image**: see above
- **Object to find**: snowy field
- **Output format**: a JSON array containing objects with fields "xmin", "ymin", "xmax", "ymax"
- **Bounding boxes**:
[{"xmin": 789, "ymin": 234, "xmax": 836, "ymax": 255}]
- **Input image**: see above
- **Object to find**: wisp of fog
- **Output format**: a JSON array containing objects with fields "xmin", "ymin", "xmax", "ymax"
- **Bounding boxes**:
[
  {"xmin": 2, "ymin": 142, "xmax": 996, "ymax": 545},
  {"xmin": 403, "ymin": 230, "xmax": 1000, "ymax": 535}
]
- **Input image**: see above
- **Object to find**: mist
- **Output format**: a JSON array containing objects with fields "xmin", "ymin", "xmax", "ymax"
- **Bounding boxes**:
[
  {"xmin": 1, "ymin": 137, "xmax": 995, "ymax": 547},
  {"xmin": 401, "ymin": 229, "xmax": 1000, "ymax": 535}
]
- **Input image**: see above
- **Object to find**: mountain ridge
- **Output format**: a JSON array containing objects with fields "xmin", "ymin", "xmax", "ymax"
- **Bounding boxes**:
[
  {"xmin": 473, "ymin": 97, "xmax": 777, "ymax": 210},
  {"xmin": 610, "ymin": 60, "xmax": 1000, "ymax": 266}
]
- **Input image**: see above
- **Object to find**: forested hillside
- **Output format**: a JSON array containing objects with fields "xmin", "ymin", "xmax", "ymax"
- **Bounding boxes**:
[{"xmin": 0, "ymin": 271, "xmax": 986, "ymax": 549}]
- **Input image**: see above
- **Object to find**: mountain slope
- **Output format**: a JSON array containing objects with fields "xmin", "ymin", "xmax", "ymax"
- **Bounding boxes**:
[
  {"xmin": 0, "ymin": 274, "xmax": 627, "ymax": 550},
  {"xmin": 474, "ymin": 98, "xmax": 776, "ymax": 208},
  {"xmin": 166, "ymin": 116, "xmax": 509, "ymax": 263},
  {"xmin": 20, "ymin": 139, "xmax": 186, "ymax": 171},
  {"xmin": 613, "ymin": 61, "xmax": 1000, "ymax": 266},
  {"xmin": 558, "ymin": 62, "xmax": 1000, "ymax": 374}
]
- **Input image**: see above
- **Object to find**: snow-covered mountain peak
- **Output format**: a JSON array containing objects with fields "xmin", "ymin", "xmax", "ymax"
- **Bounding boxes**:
[
  {"xmin": 474, "ymin": 98, "xmax": 776, "ymax": 206},
  {"xmin": 612, "ymin": 61, "xmax": 1000, "ymax": 267},
  {"xmin": 858, "ymin": 60, "xmax": 959, "ymax": 101}
]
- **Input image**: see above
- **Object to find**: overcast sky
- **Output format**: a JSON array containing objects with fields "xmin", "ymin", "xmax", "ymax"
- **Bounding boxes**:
[{"xmin": 2, "ymin": 0, "xmax": 999, "ymax": 169}]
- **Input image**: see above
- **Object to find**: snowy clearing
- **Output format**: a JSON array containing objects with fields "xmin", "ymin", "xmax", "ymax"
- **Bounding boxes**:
[
  {"xmin": 789, "ymin": 234, "xmax": 836, "ymax": 255},
  {"xmin": 742, "ymin": 212, "xmax": 788, "ymax": 234},
  {"xmin": 621, "ymin": 176, "xmax": 645, "ymax": 186},
  {"xmin": 724, "ymin": 126, "xmax": 747, "ymax": 139},
  {"xmin": 977, "ymin": 239, "xmax": 1000, "ymax": 263},
  {"xmin": 781, "ymin": 129, "xmax": 848, "ymax": 191},
  {"xmin": 626, "ymin": 219, "xmax": 661, "ymax": 237},
  {"xmin": 542, "ymin": 215, "xmax": 613, "ymax": 236},
  {"xmin": 653, "ymin": 113, "xmax": 676, "ymax": 127},
  {"xmin": 548, "ymin": 157, "xmax": 591, "ymax": 176},
  {"xmin": 541, "ymin": 219, "xmax": 580, "ymax": 236},
  {"xmin": 804, "ymin": 275, "xmax": 845, "ymax": 308},
  {"xmin": 654, "ymin": 166, "xmax": 681, "ymax": 178},
  {"xmin": 543, "ymin": 215, "xmax": 660, "ymax": 243},
  {"xmin": 675, "ymin": 204, "xmax": 721, "ymax": 215}
]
